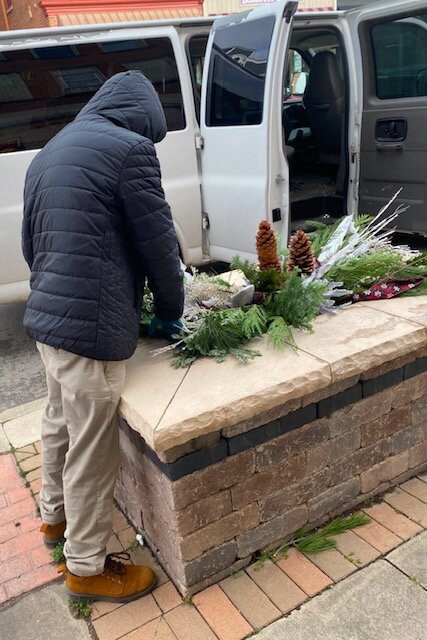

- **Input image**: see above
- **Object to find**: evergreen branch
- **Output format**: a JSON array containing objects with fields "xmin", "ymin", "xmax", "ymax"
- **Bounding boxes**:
[
  {"xmin": 267, "ymin": 317, "xmax": 296, "ymax": 351},
  {"xmin": 260, "ymin": 512, "xmax": 371, "ymax": 563}
]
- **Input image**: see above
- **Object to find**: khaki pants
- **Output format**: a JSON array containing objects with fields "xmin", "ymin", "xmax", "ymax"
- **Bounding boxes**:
[{"xmin": 36, "ymin": 343, "xmax": 126, "ymax": 576}]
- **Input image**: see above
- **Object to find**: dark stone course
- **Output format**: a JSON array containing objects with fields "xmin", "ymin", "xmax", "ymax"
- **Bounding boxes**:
[
  {"xmin": 317, "ymin": 383, "xmax": 362, "ymax": 417},
  {"xmin": 144, "ymin": 439, "xmax": 228, "ymax": 482},
  {"xmin": 362, "ymin": 368, "xmax": 404, "ymax": 398},
  {"xmin": 404, "ymin": 357, "xmax": 427, "ymax": 380},
  {"xmin": 227, "ymin": 420, "xmax": 282, "ymax": 456},
  {"xmin": 279, "ymin": 403, "xmax": 318, "ymax": 433}
]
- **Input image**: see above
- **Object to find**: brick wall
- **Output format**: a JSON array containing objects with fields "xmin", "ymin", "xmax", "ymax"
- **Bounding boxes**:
[
  {"xmin": 3, "ymin": 0, "xmax": 49, "ymax": 30},
  {"xmin": 116, "ymin": 362, "xmax": 427, "ymax": 595}
]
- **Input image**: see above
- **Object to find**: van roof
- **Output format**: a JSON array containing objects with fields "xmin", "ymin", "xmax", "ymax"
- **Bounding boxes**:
[{"xmin": 0, "ymin": 15, "xmax": 215, "ymax": 44}]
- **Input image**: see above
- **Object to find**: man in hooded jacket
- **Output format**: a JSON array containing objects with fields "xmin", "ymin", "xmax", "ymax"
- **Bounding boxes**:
[{"xmin": 22, "ymin": 70, "xmax": 184, "ymax": 602}]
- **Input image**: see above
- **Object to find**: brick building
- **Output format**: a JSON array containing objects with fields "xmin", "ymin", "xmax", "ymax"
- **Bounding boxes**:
[{"xmin": 0, "ymin": 0, "xmax": 203, "ymax": 30}]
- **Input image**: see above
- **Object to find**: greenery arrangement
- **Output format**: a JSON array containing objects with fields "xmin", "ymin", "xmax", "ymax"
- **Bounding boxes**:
[
  {"xmin": 141, "ymin": 202, "xmax": 427, "ymax": 367},
  {"xmin": 256, "ymin": 511, "xmax": 370, "ymax": 566}
]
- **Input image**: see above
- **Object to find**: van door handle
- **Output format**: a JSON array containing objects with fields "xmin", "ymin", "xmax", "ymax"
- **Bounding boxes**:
[{"xmin": 376, "ymin": 142, "xmax": 404, "ymax": 151}]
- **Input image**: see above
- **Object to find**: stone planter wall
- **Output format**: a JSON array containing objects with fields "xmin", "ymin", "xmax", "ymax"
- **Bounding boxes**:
[{"xmin": 115, "ymin": 358, "xmax": 427, "ymax": 595}]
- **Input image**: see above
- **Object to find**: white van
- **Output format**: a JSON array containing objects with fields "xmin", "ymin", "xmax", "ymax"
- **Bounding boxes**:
[{"xmin": 1, "ymin": 0, "xmax": 427, "ymax": 302}]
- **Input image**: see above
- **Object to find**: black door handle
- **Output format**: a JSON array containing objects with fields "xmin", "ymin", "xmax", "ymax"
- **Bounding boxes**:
[{"xmin": 375, "ymin": 118, "xmax": 407, "ymax": 142}]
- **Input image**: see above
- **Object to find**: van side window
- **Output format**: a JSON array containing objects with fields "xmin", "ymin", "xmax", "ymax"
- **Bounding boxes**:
[
  {"xmin": 371, "ymin": 14, "xmax": 427, "ymax": 99},
  {"xmin": 0, "ymin": 37, "xmax": 185, "ymax": 154},
  {"xmin": 206, "ymin": 16, "xmax": 275, "ymax": 127}
]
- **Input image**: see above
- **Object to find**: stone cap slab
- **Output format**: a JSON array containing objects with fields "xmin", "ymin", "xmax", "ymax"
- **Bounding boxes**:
[{"xmin": 119, "ymin": 296, "xmax": 427, "ymax": 454}]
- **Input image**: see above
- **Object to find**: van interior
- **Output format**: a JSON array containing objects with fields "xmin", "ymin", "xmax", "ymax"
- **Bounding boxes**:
[{"xmin": 282, "ymin": 27, "xmax": 347, "ymax": 232}]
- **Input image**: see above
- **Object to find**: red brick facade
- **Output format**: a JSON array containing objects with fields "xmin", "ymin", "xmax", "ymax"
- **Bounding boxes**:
[{"xmin": 0, "ymin": 0, "xmax": 202, "ymax": 30}]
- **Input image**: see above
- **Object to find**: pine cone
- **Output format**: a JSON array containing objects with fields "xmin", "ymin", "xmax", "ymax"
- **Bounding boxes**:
[
  {"xmin": 287, "ymin": 230, "xmax": 316, "ymax": 275},
  {"xmin": 256, "ymin": 220, "xmax": 281, "ymax": 273}
]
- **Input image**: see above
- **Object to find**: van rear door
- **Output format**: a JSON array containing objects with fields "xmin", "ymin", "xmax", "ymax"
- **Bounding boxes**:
[
  {"xmin": 200, "ymin": 1, "xmax": 298, "ymax": 262},
  {"xmin": 347, "ymin": 0, "xmax": 427, "ymax": 234}
]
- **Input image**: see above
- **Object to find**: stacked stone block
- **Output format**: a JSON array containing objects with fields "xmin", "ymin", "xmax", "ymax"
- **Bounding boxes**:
[{"xmin": 115, "ymin": 361, "xmax": 427, "ymax": 595}]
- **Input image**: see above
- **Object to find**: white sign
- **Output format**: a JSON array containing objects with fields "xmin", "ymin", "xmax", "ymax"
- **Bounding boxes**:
[{"xmin": 240, "ymin": 0, "xmax": 276, "ymax": 5}]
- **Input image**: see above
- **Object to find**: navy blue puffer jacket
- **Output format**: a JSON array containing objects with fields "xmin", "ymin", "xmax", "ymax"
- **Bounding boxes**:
[{"xmin": 22, "ymin": 71, "xmax": 184, "ymax": 361}]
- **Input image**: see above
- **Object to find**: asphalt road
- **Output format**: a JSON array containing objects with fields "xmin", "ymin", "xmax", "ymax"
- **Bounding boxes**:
[{"xmin": 0, "ymin": 303, "xmax": 47, "ymax": 413}]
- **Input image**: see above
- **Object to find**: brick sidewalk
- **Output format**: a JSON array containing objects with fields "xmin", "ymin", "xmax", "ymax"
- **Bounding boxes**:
[{"xmin": 1, "ymin": 444, "xmax": 427, "ymax": 640}]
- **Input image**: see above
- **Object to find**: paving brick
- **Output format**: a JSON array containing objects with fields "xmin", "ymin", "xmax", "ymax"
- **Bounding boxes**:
[
  {"xmin": 0, "ymin": 528, "xmax": 46, "ymax": 563},
  {"xmin": 400, "ymin": 477, "xmax": 427, "ymax": 504},
  {"xmin": 112, "ymin": 505, "xmax": 130, "ymax": 533},
  {"xmin": 420, "ymin": 472, "xmax": 427, "ymax": 483},
  {"xmin": 246, "ymin": 559, "xmax": 306, "ymax": 613},
  {"xmin": 30, "ymin": 545, "xmax": 54, "ymax": 568},
  {"xmin": 180, "ymin": 504, "xmax": 259, "ymax": 562},
  {"xmin": 0, "ymin": 553, "xmax": 32, "ymax": 582},
  {"xmin": 4, "ymin": 564, "xmax": 59, "ymax": 599},
  {"xmin": 7, "ymin": 487, "xmax": 31, "ymax": 504},
  {"xmin": 0, "ymin": 498, "xmax": 37, "ymax": 527},
  {"xmin": 363, "ymin": 502, "xmax": 423, "ymax": 540},
  {"xmin": 125, "ymin": 617, "xmax": 178, "ymax": 640},
  {"xmin": 193, "ymin": 585, "xmax": 253, "ymax": 640},
  {"xmin": 220, "ymin": 571, "xmax": 281, "ymax": 629},
  {"xmin": 106, "ymin": 533, "xmax": 125, "ymax": 554},
  {"xmin": 0, "ymin": 494, "xmax": 7, "ymax": 509},
  {"xmin": 277, "ymin": 548, "xmax": 333, "ymax": 596},
  {"xmin": 19, "ymin": 453, "xmax": 42, "ymax": 473},
  {"xmin": 333, "ymin": 530, "xmax": 381, "ymax": 567},
  {"xmin": 153, "ymin": 582, "xmax": 182, "ymax": 613},
  {"xmin": 34, "ymin": 441, "xmax": 42, "ymax": 453},
  {"xmin": 306, "ymin": 549, "xmax": 356, "ymax": 582},
  {"xmin": 164, "ymin": 604, "xmax": 218, "ymax": 640},
  {"xmin": 0, "ymin": 521, "xmax": 20, "ymax": 544},
  {"xmin": 14, "ymin": 450, "xmax": 37, "ymax": 462},
  {"xmin": 92, "ymin": 595, "xmax": 161, "ymax": 640},
  {"xmin": 91, "ymin": 601, "xmax": 122, "ymax": 621},
  {"xmin": 0, "ymin": 586, "xmax": 6, "ymax": 604},
  {"xmin": 30, "ymin": 478, "xmax": 42, "ymax": 494},
  {"xmin": 25, "ymin": 467, "xmax": 41, "ymax": 483},
  {"xmin": 0, "ymin": 455, "xmax": 22, "ymax": 491},
  {"xmin": 15, "ymin": 444, "xmax": 38, "ymax": 456},
  {"xmin": 117, "ymin": 526, "xmax": 136, "ymax": 550},
  {"xmin": 353, "ymin": 521, "xmax": 401, "ymax": 553},
  {"xmin": 384, "ymin": 487, "xmax": 427, "ymax": 527}
]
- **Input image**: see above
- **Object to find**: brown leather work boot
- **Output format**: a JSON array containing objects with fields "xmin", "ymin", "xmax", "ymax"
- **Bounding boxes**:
[
  {"xmin": 65, "ymin": 553, "xmax": 157, "ymax": 603},
  {"xmin": 40, "ymin": 521, "xmax": 66, "ymax": 548}
]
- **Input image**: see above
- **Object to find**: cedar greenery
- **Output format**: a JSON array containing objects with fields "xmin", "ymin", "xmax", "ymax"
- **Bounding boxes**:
[{"xmin": 257, "ymin": 512, "xmax": 370, "ymax": 566}]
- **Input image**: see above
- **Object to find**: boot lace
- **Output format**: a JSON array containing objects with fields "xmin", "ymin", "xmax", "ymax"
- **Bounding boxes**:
[{"xmin": 103, "ymin": 552, "xmax": 130, "ymax": 581}]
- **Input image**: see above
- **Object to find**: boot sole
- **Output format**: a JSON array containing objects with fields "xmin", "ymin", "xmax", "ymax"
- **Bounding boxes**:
[{"xmin": 67, "ymin": 576, "xmax": 157, "ymax": 604}]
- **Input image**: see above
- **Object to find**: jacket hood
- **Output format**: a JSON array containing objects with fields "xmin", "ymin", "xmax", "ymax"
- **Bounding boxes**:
[{"xmin": 76, "ymin": 71, "xmax": 167, "ymax": 143}]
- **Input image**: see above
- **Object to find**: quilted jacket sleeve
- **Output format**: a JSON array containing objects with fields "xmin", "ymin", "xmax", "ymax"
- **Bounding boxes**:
[{"xmin": 118, "ymin": 139, "xmax": 184, "ymax": 321}]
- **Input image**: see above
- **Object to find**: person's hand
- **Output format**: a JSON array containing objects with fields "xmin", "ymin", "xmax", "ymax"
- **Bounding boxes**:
[{"xmin": 148, "ymin": 316, "xmax": 183, "ymax": 341}]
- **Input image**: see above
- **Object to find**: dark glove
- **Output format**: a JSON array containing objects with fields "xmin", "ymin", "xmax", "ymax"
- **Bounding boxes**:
[{"xmin": 148, "ymin": 316, "xmax": 183, "ymax": 341}]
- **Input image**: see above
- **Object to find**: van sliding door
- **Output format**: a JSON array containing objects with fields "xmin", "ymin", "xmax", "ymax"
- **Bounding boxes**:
[{"xmin": 348, "ymin": 0, "xmax": 427, "ymax": 234}]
